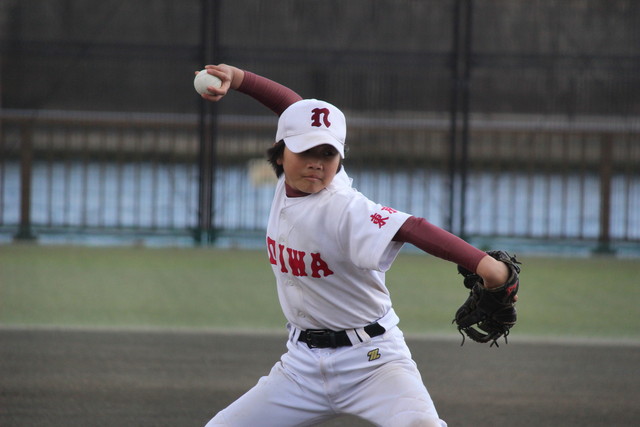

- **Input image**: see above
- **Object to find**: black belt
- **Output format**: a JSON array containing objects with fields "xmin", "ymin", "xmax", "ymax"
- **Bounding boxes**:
[{"xmin": 298, "ymin": 323, "xmax": 386, "ymax": 348}]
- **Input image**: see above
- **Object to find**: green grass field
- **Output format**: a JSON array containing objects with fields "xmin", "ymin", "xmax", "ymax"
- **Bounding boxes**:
[{"xmin": 1, "ymin": 244, "xmax": 639, "ymax": 341}]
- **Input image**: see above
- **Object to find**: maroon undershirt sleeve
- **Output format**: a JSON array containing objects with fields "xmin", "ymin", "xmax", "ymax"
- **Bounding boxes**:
[
  {"xmin": 237, "ymin": 71, "xmax": 303, "ymax": 116},
  {"xmin": 393, "ymin": 216, "xmax": 486, "ymax": 273}
]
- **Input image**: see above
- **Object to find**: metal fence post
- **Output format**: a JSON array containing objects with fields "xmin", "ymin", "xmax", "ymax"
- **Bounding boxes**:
[
  {"xmin": 595, "ymin": 134, "xmax": 615, "ymax": 254},
  {"xmin": 14, "ymin": 124, "xmax": 36, "ymax": 241},
  {"xmin": 447, "ymin": 0, "xmax": 461, "ymax": 234},
  {"xmin": 448, "ymin": 0, "xmax": 473, "ymax": 239},
  {"xmin": 195, "ymin": 0, "xmax": 220, "ymax": 245},
  {"xmin": 459, "ymin": 0, "xmax": 473, "ymax": 241}
]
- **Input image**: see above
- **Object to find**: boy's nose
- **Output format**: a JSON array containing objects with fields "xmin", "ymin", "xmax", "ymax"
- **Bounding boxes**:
[{"xmin": 308, "ymin": 159, "xmax": 323, "ymax": 169}]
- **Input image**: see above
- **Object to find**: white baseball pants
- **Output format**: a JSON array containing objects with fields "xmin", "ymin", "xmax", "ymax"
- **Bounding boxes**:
[{"xmin": 205, "ymin": 326, "xmax": 447, "ymax": 427}]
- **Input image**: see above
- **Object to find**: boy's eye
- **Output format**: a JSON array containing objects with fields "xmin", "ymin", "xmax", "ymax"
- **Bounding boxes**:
[
  {"xmin": 303, "ymin": 145, "xmax": 337, "ymax": 158},
  {"xmin": 322, "ymin": 146, "xmax": 338, "ymax": 157}
]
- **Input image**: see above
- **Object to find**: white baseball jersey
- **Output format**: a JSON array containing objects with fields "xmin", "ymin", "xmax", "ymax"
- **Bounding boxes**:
[
  {"xmin": 208, "ymin": 168, "xmax": 448, "ymax": 427},
  {"xmin": 266, "ymin": 168, "xmax": 411, "ymax": 331}
]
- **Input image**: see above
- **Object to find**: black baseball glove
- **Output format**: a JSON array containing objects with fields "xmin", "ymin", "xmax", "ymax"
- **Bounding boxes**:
[{"xmin": 453, "ymin": 250, "xmax": 521, "ymax": 347}]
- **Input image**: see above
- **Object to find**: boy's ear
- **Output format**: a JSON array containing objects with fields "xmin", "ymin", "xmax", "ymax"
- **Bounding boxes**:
[{"xmin": 276, "ymin": 157, "xmax": 283, "ymax": 166}]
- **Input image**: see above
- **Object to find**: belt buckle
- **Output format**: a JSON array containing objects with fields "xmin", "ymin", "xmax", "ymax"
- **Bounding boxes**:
[{"xmin": 304, "ymin": 329, "xmax": 337, "ymax": 348}]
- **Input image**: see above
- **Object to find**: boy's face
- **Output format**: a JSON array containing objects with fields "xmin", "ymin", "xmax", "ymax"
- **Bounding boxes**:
[{"xmin": 278, "ymin": 144, "xmax": 341, "ymax": 194}]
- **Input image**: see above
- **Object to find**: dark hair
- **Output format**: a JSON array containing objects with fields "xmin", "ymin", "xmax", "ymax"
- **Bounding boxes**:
[
  {"xmin": 267, "ymin": 141, "xmax": 286, "ymax": 177},
  {"xmin": 266, "ymin": 140, "xmax": 343, "ymax": 178}
]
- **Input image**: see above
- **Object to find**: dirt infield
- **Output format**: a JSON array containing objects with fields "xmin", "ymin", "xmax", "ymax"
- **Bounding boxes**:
[{"xmin": 1, "ymin": 328, "xmax": 638, "ymax": 427}]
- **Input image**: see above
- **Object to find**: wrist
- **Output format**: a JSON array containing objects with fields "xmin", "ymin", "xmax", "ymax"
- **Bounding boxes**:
[
  {"xmin": 228, "ymin": 66, "xmax": 245, "ymax": 90},
  {"xmin": 476, "ymin": 255, "xmax": 509, "ymax": 289}
]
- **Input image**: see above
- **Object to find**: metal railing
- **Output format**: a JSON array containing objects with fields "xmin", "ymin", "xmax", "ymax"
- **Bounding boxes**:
[{"xmin": 1, "ymin": 109, "xmax": 638, "ymax": 252}]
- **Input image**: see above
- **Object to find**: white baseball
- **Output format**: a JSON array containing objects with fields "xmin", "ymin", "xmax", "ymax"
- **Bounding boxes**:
[{"xmin": 194, "ymin": 69, "xmax": 222, "ymax": 95}]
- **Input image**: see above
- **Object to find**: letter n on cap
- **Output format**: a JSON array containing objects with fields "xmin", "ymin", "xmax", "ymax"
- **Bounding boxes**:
[{"xmin": 311, "ymin": 108, "xmax": 331, "ymax": 128}]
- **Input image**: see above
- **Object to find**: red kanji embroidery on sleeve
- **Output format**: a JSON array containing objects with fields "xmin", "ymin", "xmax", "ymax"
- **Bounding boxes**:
[
  {"xmin": 370, "ymin": 213, "xmax": 389, "ymax": 228},
  {"xmin": 381, "ymin": 206, "xmax": 397, "ymax": 214}
]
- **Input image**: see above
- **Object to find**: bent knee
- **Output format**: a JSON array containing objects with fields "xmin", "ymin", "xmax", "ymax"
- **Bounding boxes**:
[
  {"xmin": 387, "ymin": 413, "xmax": 446, "ymax": 427},
  {"xmin": 407, "ymin": 418, "xmax": 444, "ymax": 427},
  {"xmin": 204, "ymin": 413, "xmax": 227, "ymax": 427}
]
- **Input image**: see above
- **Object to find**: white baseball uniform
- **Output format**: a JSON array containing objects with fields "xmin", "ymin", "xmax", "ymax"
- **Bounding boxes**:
[{"xmin": 206, "ymin": 169, "xmax": 447, "ymax": 427}]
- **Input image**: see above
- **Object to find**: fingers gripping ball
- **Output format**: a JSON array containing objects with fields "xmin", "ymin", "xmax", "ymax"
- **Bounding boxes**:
[
  {"xmin": 194, "ymin": 69, "xmax": 222, "ymax": 95},
  {"xmin": 453, "ymin": 251, "xmax": 521, "ymax": 347}
]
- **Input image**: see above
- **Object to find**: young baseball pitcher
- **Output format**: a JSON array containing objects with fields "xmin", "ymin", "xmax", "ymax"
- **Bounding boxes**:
[{"xmin": 198, "ymin": 64, "xmax": 521, "ymax": 427}]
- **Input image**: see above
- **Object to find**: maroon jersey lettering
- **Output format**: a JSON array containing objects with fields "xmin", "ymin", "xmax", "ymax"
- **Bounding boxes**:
[
  {"xmin": 310, "ymin": 253, "xmax": 335, "ymax": 278},
  {"xmin": 287, "ymin": 248, "xmax": 308, "ymax": 277},
  {"xmin": 278, "ymin": 244, "xmax": 288, "ymax": 273},
  {"xmin": 266, "ymin": 236, "xmax": 334, "ymax": 279},
  {"xmin": 266, "ymin": 237, "xmax": 277, "ymax": 265}
]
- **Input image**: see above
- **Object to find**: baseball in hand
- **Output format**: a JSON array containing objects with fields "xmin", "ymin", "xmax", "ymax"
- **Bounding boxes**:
[{"xmin": 194, "ymin": 69, "xmax": 222, "ymax": 95}]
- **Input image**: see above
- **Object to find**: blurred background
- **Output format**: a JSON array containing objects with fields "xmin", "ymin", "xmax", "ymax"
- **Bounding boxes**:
[
  {"xmin": 1, "ymin": 0, "xmax": 639, "ymax": 256},
  {"xmin": 3, "ymin": 5, "xmax": 639, "ymax": 425}
]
